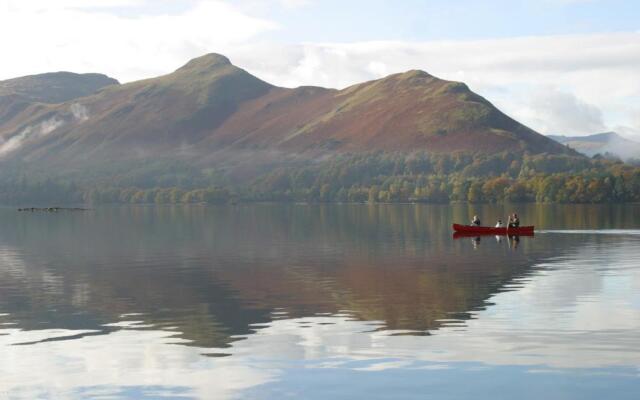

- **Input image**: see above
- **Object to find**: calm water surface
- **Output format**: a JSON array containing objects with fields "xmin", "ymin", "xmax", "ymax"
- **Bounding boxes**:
[{"xmin": 1, "ymin": 204, "xmax": 640, "ymax": 399}]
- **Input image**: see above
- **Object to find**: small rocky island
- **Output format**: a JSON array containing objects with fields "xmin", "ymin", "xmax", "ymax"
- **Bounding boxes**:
[{"xmin": 17, "ymin": 207, "xmax": 89, "ymax": 212}]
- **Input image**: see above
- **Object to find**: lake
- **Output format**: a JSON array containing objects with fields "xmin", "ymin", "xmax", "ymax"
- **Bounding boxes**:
[{"xmin": 1, "ymin": 203, "xmax": 640, "ymax": 399}]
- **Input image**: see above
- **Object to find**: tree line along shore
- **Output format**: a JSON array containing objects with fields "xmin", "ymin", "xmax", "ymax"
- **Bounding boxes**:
[{"xmin": 2, "ymin": 151, "xmax": 640, "ymax": 205}]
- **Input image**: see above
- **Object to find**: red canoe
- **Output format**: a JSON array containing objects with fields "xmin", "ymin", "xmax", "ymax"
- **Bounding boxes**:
[
  {"xmin": 453, "ymin": 231, "xmax": 534, "ymax": 239},
  {"xmin": 452, "ymin": 223, "xmax": 534, "ymax": 235}
]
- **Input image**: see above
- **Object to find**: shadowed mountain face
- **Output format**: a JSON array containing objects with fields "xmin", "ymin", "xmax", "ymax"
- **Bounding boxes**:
[
  {"xmin": 0, "ymin": 53, "xmax": 571, "ymax": 169},
  {"xmin": 549, "ymin": 132, "xmax": 640, "ymax": 160}
]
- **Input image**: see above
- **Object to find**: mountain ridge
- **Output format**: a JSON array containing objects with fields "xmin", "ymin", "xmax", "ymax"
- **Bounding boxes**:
[
  {"xmin": 0, "ymin": 53, "xmax": 575, "ymax": 172},
  {"xmin": 548, "ymin": 132, "xmax": 640, "ymax": 159},
  {"xmin": 0, "ymin": 71, "xmax": 118, "ymax": 104}
]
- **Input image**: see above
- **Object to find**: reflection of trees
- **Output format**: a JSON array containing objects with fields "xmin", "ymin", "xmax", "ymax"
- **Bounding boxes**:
[{"xmin": 0, "ymin": 204, "xmax": 628, "ymax": 348}]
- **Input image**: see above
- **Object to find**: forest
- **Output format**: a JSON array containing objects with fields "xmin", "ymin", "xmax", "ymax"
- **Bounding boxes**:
[{"xmin": 1, "ymin": 151, "xmax": 640, "ymax": 205}]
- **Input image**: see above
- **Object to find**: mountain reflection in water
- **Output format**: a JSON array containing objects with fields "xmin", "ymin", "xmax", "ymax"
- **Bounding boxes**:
[{"xmin": 1, "ymin": 204, "xmax": 639, "ymax": 399}]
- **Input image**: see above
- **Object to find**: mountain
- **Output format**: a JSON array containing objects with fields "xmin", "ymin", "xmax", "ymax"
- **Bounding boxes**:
[
  {"xmin": 548, "ymin": 132, "xmax": 640, "ymax": 160},
  {"xmin": 0, "ymin": 71, "xmax": 119, "ymax": 104},
  {"xmin": 0, "ymin": 72, "xmax": 119, "ymax": 134},
  {"xmin": 0, "ymin": 53, "xmax": 571, "ymax": 169}
]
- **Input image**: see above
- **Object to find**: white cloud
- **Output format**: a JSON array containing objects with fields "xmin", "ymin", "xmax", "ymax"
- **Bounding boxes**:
[
  {"xmin": 634, "ymin": 110, "xmax": 640, "ymax": 134},
  {"xmin": 0, "ymin": 0, "xmax": 276, "ymax": 82},
  {"xmin": 515, "ymin": 87, "xmax": 606, "ymax": 135},
  {"xmin": 277, "ymin": 0, "xmax": 312, "ymax": 8},
  {"xmin": 2, "ymin": 0, "xmax": 147, "ymax": 11},
  {"xmin": 0, "ymin": 327, "xmax": 277, "ymax": 399},
  {"xmin": 614, "ymin": 110, "xmax": 640, "ymax": 142}
]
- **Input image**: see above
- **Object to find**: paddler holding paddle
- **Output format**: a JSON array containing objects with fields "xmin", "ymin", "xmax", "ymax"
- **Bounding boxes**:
[{"xmin": 507, "ymin": 213, "xmax": 520, "ymax": 229}]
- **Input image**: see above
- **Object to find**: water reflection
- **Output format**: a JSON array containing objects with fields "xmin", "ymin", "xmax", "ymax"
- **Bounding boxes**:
[
  {"xmin": 0, "ymin": 205, "xmax": 546, "ymax": 346},
  {"xmin": 0, "ymin": 204, "xmax": 639, "ymax": 399}
]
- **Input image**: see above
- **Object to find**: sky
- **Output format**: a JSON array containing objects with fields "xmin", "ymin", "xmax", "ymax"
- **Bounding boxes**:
[{"xmin": 0, "ymin": 0, "xmax": 639, "ymax": 137}]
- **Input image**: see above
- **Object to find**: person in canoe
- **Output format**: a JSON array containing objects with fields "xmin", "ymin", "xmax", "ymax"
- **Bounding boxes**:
[
  {"xmin": 471, "ymin": 215, "xmax": 481, "ymax": 226},
  {"xmin": 495, "ymin": 219, "xmax": 503, "ymax": 227},
  {"xmin": 507, "ymin": 213, "xmax": 520, "ymax": 229}
]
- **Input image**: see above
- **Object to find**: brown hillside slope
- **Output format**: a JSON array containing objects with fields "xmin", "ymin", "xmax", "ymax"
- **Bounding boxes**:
[
  {"xmin": 211, "ymin": 69, "xmax": 565, "ymax": 154},
  {"xmin": 0, "ymin": 53, "xmax": 571, "ymax": 164}
]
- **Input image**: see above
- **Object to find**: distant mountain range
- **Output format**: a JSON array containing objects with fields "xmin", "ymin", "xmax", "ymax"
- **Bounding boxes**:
[
  {"xmin": 548, "ymin": 132, "xmax": 640, "ymax": 160},
  {"xmin": 0, "ymin": 53, "xmax": 571, "ymax": 172}
]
